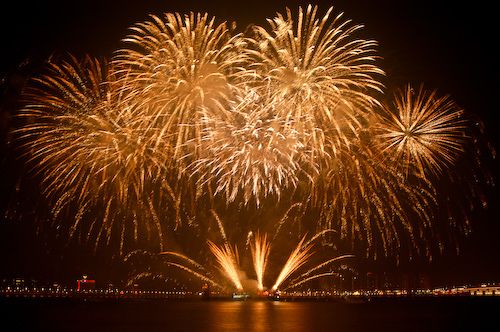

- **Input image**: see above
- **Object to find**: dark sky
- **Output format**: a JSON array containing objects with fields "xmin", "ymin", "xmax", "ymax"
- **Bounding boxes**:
[{"xmin": 0, "ymin": 1, "xmax": 498, "ymax": 287}]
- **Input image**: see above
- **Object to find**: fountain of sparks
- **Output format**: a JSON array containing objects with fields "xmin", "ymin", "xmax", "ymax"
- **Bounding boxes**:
[
  {"xmin": 159, "ymin": 229, "xmax": 354, "ymax": 296},
  {"xmin": 270, "ymin": 235, "xmax": 315, "ymax": 291},
  {"xmin": 250, "ymin": 232, "xmax": 271, "ymax": 292},
  {"xmin": 207, "ymin": 240, "xmax": 243, "ymax": 291}
]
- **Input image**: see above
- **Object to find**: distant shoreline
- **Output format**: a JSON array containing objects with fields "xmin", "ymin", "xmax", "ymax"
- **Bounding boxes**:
[{"xmin": 2, "ymin": 292, "xmax": 499, "ymax": 303}]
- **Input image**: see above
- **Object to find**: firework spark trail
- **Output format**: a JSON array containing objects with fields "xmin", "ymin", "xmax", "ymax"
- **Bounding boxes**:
[
  {"xmin": 16, "ymin": 55, "xmax": 174, "ymax": 254},
  {"xmin": 285, "ymin": 272, "xmax": 339, "ymax": 290},
  {"xmin": 207, "ymin": 240, "xmax": 243, "ymax": 290},
  {"xmin": 166, "ymin": 262, "xmax": 221, "ymax": 288},
  {"xmin": 250, "ymin": 232, "xmax": 271, "ymax": 291},
  {"xmin": 247, "ymin": 4, "xmax": 384, "ymax": 155},
  {"xmin": 273, "ymin": 202, "xmax": 304, "ymax": 241},
  {"xmin": 210, "ymin": 209, "xmax": 228, "ymax": 244},
  {"xmin": 272, "ymin": 235, "xmax": 314, "ymax": 291},
  {"xmin": 245, "ymin": 231, "xmax": 253, "ymax": 250},
  {"xmin": 159, "ymin": 251, "xmax": 208, "ymax": 273},
  {"xmin": 289, "ymin": 254, "xmax": 355, "ymax": 286},
  {"xmin": 125, "ymin": 272, "xmax": 156, "ymax": 288},
  {"xmin": 375, "ymin": 84, "xmax": 467, "ymax": 177},
  {"xmin": 300, "ymin": 229, "xmax": 337, "ymax": 249},
  {"xmin": 311, "ymin": 141, "xmax": 438, "ymax": 259},
  {"xmin": 113, "ymin": 11, "xmax": 252, "ymax": 163},
  {"xmin": 192, "ymin": 90, "xmax": 317, "ymax": 205}
]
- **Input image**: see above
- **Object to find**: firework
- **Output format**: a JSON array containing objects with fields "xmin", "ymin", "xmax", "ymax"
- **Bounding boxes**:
[
  {"xmin": 375, "ymin": 84, "xmax": 467, "ymax": 177},
  {"xmin": 124, "ymin": 250, "xmax": 221, "ymax": 289},
  {"xmin": 16, "ymin": 55, "xmax": 176, "ymax": 254},
  {"xmin": 271, "ymin": 238, "xmax": 354, "ymax": 291},
  {"xmin": 310, "ymin": 140, "xmax": 438, "ymax": 259},
  {"xmin": 272, "ymin": 235, "xmax": 314, "ymax": 291},
  {"xmin": 247, "ymin": 4, "xmax": 384, "ymax": 155},
  {"xmin": 159, "ymin": 230, "xmax": 353, "ymax": 293},
  {"xmin": 16, "ymin": 6, "xmax": 387, "ymax": 254},
  {"xmin": 14, "ymin": 4, "xmax": 488, "ymax": 263},
  {"xmin": 191, "ymin": 89, "xmax": 317, "ymax": 205},
  {"xmin": 113, "ymin": 11, "xmax": 251, "ymax": 163},
  {"xmin": 207, "ymin": 240, "xmax": 243, "ymax": 290},
  {"xmin": 288, "ymin": 254, "xmax": 355, "ymax": 289},
  {"xmin": 250, "ymin": 232, "xmax": 271, "ymax": 291}
]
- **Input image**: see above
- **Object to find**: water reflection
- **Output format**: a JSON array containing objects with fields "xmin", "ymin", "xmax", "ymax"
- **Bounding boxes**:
[
  {"xmin": 2, "ymin": 297, "xmax": 491, "ymax": 331},
  {"xmin": 205, "ymin": 301, "xmax": 308, "ymax": 332}
]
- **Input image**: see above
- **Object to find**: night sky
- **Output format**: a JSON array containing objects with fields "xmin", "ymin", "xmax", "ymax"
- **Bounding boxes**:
[{"xmin": 0, "ymin": 1, "xmax": 498, "ymax": 287}]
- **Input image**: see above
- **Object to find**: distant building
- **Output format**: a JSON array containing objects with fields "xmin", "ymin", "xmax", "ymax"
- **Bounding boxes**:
[
  {"xmin": 366, "ymin": 272, "xmax": 378, "ymax": 290},
  {"xmin": 201, "ymin": 283, "xmax": 210, "ymax": 299},
  {"xmin": 334, "ymin": 266, "xmax": 359, "ymax": 291},
  {"xmin": 14, "ymin": 278, "xmax": 25, "ymax": 288},
  {"xmin": 77, "ymin": 275, "xmax": 96, "ymax": 291},
  {"xmin": 466, "ymin": 285, "xmax": 500, "ymax": 296}
]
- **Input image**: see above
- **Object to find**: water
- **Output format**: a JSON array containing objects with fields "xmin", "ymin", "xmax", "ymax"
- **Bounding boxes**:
[{"xmin": 2, "ymin": 297, "xmax": 498, "ymax": 331}]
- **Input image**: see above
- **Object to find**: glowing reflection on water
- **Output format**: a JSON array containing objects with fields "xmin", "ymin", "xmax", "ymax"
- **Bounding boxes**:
[
  {"xmin": 2, "ymin": 297, "xmax": 490, "ymax": 331},
  {"xmin": 205, "ymin": 301, "xmax": 311, "ymax": 332}
]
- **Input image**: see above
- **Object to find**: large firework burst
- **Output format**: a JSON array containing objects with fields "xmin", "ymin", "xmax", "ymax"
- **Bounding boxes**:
[
  {"xmin": 12, "ymin": 5, "xmax": 490, "ymax": 262},
  {"xmin": 191, "ymin": 88, "xmax": 317, "ymax": 205},
  {"xmin": 113, "ymin": 12, "xmax": 251, "ymax": 163},
  {"xmin": 247, "ymin": 4, "xmax": 384, "ymax": 155},
  {"xmin": 374, "ymin": 84, "xmax": 467, "ymax": 177},
  {"xmin": 17, "ymin": 55, "xmax": 178, "ymax": 254}
]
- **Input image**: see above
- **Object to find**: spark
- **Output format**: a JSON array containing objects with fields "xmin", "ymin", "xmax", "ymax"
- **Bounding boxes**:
[
  {"xmin": 16, "ymin": 55, "xmax": 173, "ymax": 253},
  {"xmin": 114, "ymin": 11, "xmax": 251, "ymax": 163},
  {"xmin": 289, "ymin": 254, "xmax": 355, "ymax": 286},
  {"xmin": 375, "ymin": 84, "xmax": 467, "ymax": 177},
  {"xmin": 166, "ymin": 262, "xmax": 221, "ymax": 289},
  {"xmin": 247, "ymin": 4, "xmax": 384, "ymax": 155},
  {"xmin": 207, "ymin": 240, "xmax": 243, "ymax": 290},
  {"xmin": 250, "ymin": 232, "xmax": 271, "ymax": 291},
  {"xmin": 272, "ymin": 235, "xmax": 314, "ymax": 291},
  {"xmin": 285, "ymin": 272, "xmax": 338, "ymax": 290}
]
